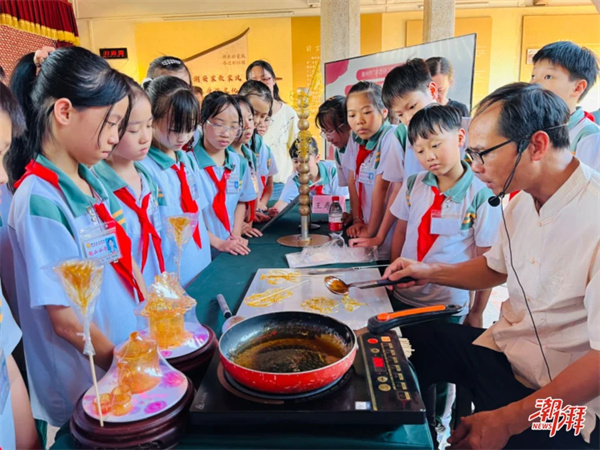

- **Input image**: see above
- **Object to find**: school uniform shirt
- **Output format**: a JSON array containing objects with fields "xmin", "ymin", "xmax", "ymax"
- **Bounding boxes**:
[
  {"xmin": 8, "ymin": 155, "xmax": 141, "ymax": 426},
  {"xmin": 93, "ymin": 161, "xmax": 165, "ymax": 288},
  {"xmin": 334, "ymin": 135, "xmax": 355, "ymax": 188},
  {"xmin": 475, "ymin": 162, "xmax": 600, "ymax": 442},
  {"xmin": 390, "ymin": 161, "xmax": 501, "ymax": 314},
  {"xmin": 263, "ymin": 103, "xmax": 299, "ymax": 183},
  {"xmin": 345, "ymin": 124, "xmax": 404, "ymax": 260},
  {"xmin": 0, "ymin": 288, "xmax": 21, "ymax": 450},
  {"xmin": 192, "ymin": 144, "xmax": 257, "ymax": 240},
  {"xmin": 569, "ymin": 107, "xmax": 600, "ymax": 172},
  {"xmin": 140, "ymin": 147, "xmax": 211, "ymax": 286},
  {"xmin": 238, "ymin": 144, "xmax": 261, "ymax": 200},
  {"xmin": 251, "ymin": 134, "xmax": 278, "ymax": 200},
  {"xmin": 279, "ymin": 160, "xmax": 349, "ymax": 204},
  {"xmin": 0, "ymin": 184, "xmax": 18, "ymax": 320},
  {"xmin": 394, "ymin": 117, "xmax": 471, "ymax": 180}
]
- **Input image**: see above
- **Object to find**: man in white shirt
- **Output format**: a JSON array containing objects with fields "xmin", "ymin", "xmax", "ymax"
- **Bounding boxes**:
[{"xmin": 383, "ymin": 82, "xmax": 599, "ymax": 449}]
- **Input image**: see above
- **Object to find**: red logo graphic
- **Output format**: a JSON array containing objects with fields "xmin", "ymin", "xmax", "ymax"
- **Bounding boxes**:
[{"xmin": 528, "ymin": 397, "xmax": 587, "ymax": 437}]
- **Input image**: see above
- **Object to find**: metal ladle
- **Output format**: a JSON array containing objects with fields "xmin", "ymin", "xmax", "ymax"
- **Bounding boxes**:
[
  {"xmin": 324, "ymin": 275, "xmax": 416, "ymax": 296},
  {"xmin": 216, "ymin": 294, "xmax": 245, "ymax": 333}
]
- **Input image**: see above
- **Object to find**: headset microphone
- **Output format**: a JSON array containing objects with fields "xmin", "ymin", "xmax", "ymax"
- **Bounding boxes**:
[
  {"xmin": 487, "ymin": 141, "xmax": 527, "ymax": 207},
  {"xmin": 488, "ymin": 194, "xmax": 502, "ymax": 207}
]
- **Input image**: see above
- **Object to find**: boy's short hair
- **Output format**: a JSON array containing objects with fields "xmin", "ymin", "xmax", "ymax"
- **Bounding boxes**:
[
  {"xmin": 289, "ymin": 137, "xmax": 319, "ymax": 159},
  {"xmin": 533, "ymin": 41, "xmax": 599, "ymax": 100},
  {"xmin": 382, "ymin": 58, "xmax": 432, "ymax": 109},
  {"xmin": 408, "ymin": 104, "xmax": 462, "ymax": 144}
]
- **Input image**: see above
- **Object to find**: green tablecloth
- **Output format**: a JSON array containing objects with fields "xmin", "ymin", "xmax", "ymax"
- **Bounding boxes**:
[{"xmin": 51, "ymin": 207, "xmax": 433, "ymax": 450}]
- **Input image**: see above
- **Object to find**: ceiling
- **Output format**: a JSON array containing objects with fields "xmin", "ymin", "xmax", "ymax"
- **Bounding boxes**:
[{"xmin": 72, "ymin": 0, "xmax": 594, "ymax": 21}]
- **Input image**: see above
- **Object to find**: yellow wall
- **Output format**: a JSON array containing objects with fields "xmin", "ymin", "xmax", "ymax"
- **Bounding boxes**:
[
  {"xmin": 361, "ymin": 13, "xmax": 383, "ymax": 56},
  {"xmin": 134, "ymin": 19, "xmax": 294, "ymax": 102},
  {"xmin": 77, "ymin": 5, "xmax": 599, "ymax": 111}
]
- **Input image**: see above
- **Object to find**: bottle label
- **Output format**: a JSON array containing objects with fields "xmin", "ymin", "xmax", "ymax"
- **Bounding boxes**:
[{"xmin": 329, "ymin": 221, "xmax": 343, "ymax": 232}]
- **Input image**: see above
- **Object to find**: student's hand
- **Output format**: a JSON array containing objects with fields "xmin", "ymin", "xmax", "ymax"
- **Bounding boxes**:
[
  {"xmin": 254, "ymin": 211, "xmax": 271, "ymax": 223},
  {"xmin": 342, "ymin": 212, "xmax": 353, "ymax": 226},
  {"xmin": 448, "ymin": 408, "xmax": 513, "ymax": 449},
  {"xmin": 349, "ymin": 237, "xmax": 381, "ymax": 248},
  {"xmin": 257, "ymin": 201, "xmax": 269, "ymax": 211},
  {"xmin": 242, "ymin": 222, "xmax": 263, "ymax": 238},
  {"xmin": 267, "ymin": 207, "xmax": 279, "ymax": 218},
  {"xmin": 382, "ymin": 257, "xmax": 429, "ymax": 289},
  {"xmin": 347, "ymin": 222, "xmax": 368, "ymax": 237},
  {"xmin": 463, "ymin": 311, "xmax": 484, "ymax": 329},
  {"xmin": 220, "ymin": 235, "xmax": 250, "ymax": 256},
  {"xmin": 34, "ymin": 46, "xmax": 56, "ymax": 67}
]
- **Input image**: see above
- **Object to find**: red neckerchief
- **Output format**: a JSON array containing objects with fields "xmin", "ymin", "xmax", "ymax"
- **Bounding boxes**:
[
  {"xmin": 310, "ymin": 184, "xmax": 324, "ymax": 196},
  {"xmin": 15, "ymin": 160, "xmax": 145, "ymax": 301},
  {"xmin": 113, "ymin": 187, "xmax": 165, "ymax": 273},
  {"xmin": 204, "ymin": 166, "xmax": 232, "ymax": 234},
  {"xmin": 416, "ymin": 186, "xmax": 445, "ymax": 261},
  {"xmin": 170, "ymin": 163, "xmax": 202, "ymax": 248},
  {"xmin": 355, "ymin": 144, "xmax": 371, "ymax": 220}
]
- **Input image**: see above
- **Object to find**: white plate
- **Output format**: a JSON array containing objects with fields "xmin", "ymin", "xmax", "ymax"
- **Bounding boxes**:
[
  {"xmin": 139, "ymin": 321, "xmax": 211, "ymax": 359},
  {"xmin": 82, "ymin": 355, "xmax": 188, "ymax": 423}
]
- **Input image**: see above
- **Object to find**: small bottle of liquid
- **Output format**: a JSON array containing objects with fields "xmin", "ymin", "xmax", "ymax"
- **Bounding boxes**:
[{"xmin": 328, "ymin": 196, "xmax": 343, "ymax": 239}]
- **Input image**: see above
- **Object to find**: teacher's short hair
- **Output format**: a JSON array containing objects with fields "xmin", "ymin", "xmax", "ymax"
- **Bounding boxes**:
[{"xmin": 474, "ymin": 82, "xmax": 570, "ymax": 151}]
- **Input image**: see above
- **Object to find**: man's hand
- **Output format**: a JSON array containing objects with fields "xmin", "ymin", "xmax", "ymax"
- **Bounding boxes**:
[
  {"xmin": 448, "ymin": 409, "xmax": 513, "ymax": 449},
  {"xmin": 382, "ymin": 257, "xmax": 431, "ymax": 289},
  {"xmin": 463, "ymin": 311, "xmax": 484, "ymax": 329}
]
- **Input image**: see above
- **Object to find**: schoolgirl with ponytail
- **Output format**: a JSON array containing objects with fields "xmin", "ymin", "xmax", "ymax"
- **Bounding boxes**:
[
  {"xmin": 139, "ymin": 75, "xmax": 212, "ymax": 284},
  {"xmin": 7, "ymin": 46, "xmax": 145, "ymax": 426}
]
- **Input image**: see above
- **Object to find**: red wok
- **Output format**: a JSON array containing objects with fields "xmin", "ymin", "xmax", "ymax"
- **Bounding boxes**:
[
  {"xmin": 219, "ymin": 311, "xmax": 357, "ymax": 394},
  {"xmin": 219, "ymin": 305, "xmax": 462, "ymax": 394}
]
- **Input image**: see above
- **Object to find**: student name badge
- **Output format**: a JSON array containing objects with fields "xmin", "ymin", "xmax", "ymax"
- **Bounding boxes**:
[
  {"xmin": 0, "ymin": 346, "xmax": 9, "ymax": 414},
  {"xmin": 358, "ymin": 163, "xmax": 376, "ymax": 186},
  {"xmin": 185, "ymin": 168, "xmax": 200, "ymax": 200},
  {"xmin": 251, "ymin": 169, "xmax": 260, "ymax": 195},
  {"xmin": 81, "ymin": 224, "xmax": 121, "ymax": 264},
  {"xmin": 430, "ymin": 210, "xmax": 461, "ymax": 235},
  {"xmin": 227, "ymin": 174, "xmax": 240, "ymax": 194}
]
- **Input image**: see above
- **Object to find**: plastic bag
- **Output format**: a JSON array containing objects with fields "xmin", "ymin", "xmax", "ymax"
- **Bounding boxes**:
[{"xmin": 286, "ymin": 238, "xmax": 378, "ymax": 268}]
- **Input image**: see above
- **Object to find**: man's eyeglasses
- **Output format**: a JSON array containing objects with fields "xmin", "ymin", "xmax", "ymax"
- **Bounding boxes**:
[
  {"xmin": 465, "ymin": 124, "xmax": 567, "ymax": 165},
  {"xmin": 465, "ymin": 138, "xmax": 519, "ymax": 165},
  {"xmin": 206, "ymin": 120, "xmax": 242, "ymax": 137}
]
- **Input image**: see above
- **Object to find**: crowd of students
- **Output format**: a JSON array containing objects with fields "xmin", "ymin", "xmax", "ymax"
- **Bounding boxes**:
[{"xmin": 0, "ymin": 39, "xmax": 598, "ymax": 449}]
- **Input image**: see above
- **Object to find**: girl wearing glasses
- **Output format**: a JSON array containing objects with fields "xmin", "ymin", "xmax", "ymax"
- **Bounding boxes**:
[
  {"xmin": 246, "ymin": 60, "xmax": 299, "ymax": 196},
  {"xmin": 192, "ymin": 92, "xmax": 256, "ymax": 256},
  {"xmin": 140, "ymin": 76, "xmax": 212, "ymax": 285}
]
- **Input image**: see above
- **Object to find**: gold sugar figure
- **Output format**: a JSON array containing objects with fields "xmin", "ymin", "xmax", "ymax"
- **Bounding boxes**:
[
  {"xmin": 115, "ymin": 332, "xmax": 162, "ymax": 394},
  {"xmin": 141, "ymin": 273, "xmax": 196, "ymax": 349},
  {"xmin": 341, "ymin": 295, "xmax": 367, "ymax": 312},
  {"xmin": 260, "ymin": 269, "xmax": 301, "ymax": 285},
  {"xmin": 167, "ymin": 214, "xmax": 197, "ymax": 281},
  {"xmin": 301, "ymin": 297, "xmax": 340, "ymax": 314}
]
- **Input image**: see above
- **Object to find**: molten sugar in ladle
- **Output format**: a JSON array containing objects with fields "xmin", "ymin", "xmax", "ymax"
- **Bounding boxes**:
[{"xmin": 325, "ymin": 275, "xmax": 416, "ymax": 296}]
